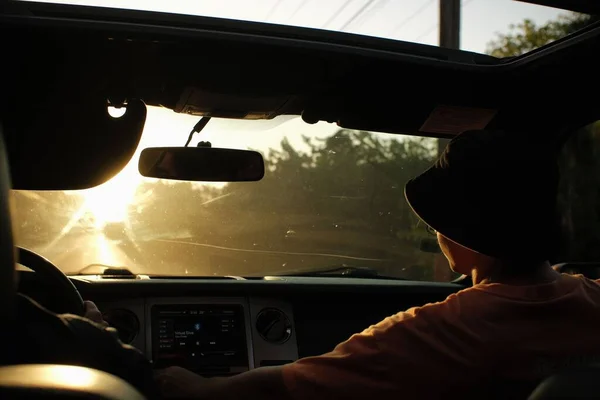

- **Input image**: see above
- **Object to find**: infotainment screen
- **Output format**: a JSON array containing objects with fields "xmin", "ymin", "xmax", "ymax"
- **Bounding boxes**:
[{"xmin": 151, "ymin": 304, "xmax": 249, "ymax": 375}]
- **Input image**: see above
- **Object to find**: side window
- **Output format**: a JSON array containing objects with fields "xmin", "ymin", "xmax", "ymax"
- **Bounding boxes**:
[{"xmin": 556, "ymin": 121, "xmax": 600, "ymax": 263}]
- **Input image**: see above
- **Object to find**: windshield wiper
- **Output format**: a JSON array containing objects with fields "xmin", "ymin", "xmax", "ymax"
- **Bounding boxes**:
[{"xmin": 277, "ymin": 265, "xmax": 406, "ymax": 280}]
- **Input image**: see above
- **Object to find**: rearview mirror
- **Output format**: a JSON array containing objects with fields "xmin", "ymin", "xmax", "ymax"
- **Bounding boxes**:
[{"xmin": 138, "ymin": 147, "xmax": 265, "ymax": 182}]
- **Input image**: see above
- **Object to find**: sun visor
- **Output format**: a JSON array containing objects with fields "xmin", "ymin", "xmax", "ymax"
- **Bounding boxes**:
[{"xmin": 3, "ymin": 98, "xmax": 147, "ymax": 190}]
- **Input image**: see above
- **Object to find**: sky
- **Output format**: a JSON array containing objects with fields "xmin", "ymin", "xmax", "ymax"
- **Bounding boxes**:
[{"xmin": 17, "ymin": 0, "xmax": 572, "ymax": 222}]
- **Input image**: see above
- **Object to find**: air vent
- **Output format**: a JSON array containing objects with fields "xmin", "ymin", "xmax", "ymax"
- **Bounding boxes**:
[
  {"xmin": 102, "ymin": 308, "xmax": 140, "ymax": 344},
  {"xmin": 255, "ymin": 308, "xmax": 292, "ymax": 344}
]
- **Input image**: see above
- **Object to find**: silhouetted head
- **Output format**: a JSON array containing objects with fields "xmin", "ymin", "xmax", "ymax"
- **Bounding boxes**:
[{"xmin": 405, "ymin": 129, "xmax": 559, "ymax": 274}]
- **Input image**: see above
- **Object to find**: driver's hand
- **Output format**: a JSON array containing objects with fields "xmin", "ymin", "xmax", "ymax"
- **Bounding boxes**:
[
  {"xmin": 83, "ymin": 300, "xmax": 109, "ymax": 328},
  {"xmin": 154, "ymin": 366, "xmax": 208, "ymax": 398}
]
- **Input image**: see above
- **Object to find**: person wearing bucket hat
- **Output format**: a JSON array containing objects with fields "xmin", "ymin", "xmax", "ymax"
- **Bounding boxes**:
[
  {"xmin": 154, "ymin": 130, "xmax": 600, "ymax": 400},
  {"xmin": 405, "ymin": 129, "xmax": 560, "ymax": 281}
]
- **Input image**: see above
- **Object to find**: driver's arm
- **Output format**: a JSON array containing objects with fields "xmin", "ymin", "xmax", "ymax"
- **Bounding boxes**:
[
  {"xmin": 155, "ymin": 299, "xmax": 465, "ymax": 400},
  {"xmin": 155, "ymin": 317, "xmax": 399, "ymax": 399},
  {"xmin": 155, "ymin": 364, "xmax": 289, "ymax": 400}
]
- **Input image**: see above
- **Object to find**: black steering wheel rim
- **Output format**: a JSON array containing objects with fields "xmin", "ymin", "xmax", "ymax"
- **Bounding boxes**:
[{"xmin": 18, "ymin": 247, "xmax": 85, "ymax": 316}]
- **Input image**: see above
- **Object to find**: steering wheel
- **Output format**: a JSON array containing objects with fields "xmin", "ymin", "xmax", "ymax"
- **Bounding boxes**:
[{"xmin": 17, "ymin": 247, "xmax": 85, "ymax": 316}]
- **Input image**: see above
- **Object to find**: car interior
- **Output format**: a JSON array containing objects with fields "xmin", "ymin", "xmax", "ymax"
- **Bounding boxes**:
[{"xmin": 1, "ymin": 0, "xmax": 600, "ymax": 398}]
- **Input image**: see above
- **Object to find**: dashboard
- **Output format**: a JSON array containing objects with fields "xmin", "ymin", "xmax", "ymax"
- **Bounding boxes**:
[{"xmin": 19, "ymin": 272, "xmax": 463, "ymax": 375}]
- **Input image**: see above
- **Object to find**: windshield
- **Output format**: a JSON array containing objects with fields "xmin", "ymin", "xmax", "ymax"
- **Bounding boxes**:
[{"xmin": 12, "ymin": 107, "xmax": 455, "ymax": 280}]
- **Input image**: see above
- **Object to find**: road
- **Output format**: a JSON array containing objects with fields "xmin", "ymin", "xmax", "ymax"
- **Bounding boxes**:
[
  {"xmin": 30, "ymin": 229, "xmax": 203, "ymax": 275},
  {"xmin": 31, "ymin": 230, "xmax": 143, "ymax": 273},
  {"xmin": 27, "ymin": 227, "xmax": 401, "ymax": 277},
  {"xmin": 19, "ymin": 210, "xmax": 447, "ymax": 278}
]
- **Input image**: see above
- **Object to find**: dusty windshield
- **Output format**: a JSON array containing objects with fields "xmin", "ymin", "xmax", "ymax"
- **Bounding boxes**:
[{"xmin": 11, "ymin": 107, "xmax": 453, "ymax": 280}]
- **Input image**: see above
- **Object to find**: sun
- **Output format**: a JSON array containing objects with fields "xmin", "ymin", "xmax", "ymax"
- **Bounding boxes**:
[{"xmin": 80, "ymin": 162, "xmax": 142, "ymax": 228}]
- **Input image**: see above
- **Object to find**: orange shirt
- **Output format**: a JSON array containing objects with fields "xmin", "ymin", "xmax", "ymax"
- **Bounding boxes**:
[{"xmin": 282, "ymin": 274, "xmax": 600, "ymax": 399}]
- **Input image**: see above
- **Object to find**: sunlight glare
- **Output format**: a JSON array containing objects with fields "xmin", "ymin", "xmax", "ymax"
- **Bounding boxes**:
[
  {"xmin": 47, "ymin": 365, "xmax": 97, "ymax": 388},
  {"xmin": 81, "ymin": 164, "xmax": 141, "ymax": 228}
]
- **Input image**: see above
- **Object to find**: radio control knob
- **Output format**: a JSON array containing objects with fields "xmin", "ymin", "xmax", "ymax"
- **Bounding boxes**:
[{"xmin": 255, "ymin": 308, "xmax": 292, "ymax": 344}]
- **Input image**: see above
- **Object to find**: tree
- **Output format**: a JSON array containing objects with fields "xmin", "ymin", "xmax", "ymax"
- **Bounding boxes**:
[
  {"xmin": 131, "ymin": 180, "xmax": 219, "ymax": 236},
  {"xmin": 171, "ymin": 129, "xmax": 440, "ymax": 277},
  {"xmin": 486, "ymin": 13, "xmax": 596, "ymax": 57},
  {"xmin": 116, "ymin": 128, "xmax": 441, "ymax": 278}
]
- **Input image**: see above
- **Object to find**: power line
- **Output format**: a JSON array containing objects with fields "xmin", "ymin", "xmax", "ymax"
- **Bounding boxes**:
[
  {"xmin": 391, "ymin": 0, "xmax": 435, "ymax": 36},
  {"xmin": 286, "ymin": 0, "xmax": 311, "ymax": 23},
  {"xmin": 322, "ymin": 0, "xmax": 354, "ymax": 29},
  {"xmin": 265, "ymin": 0, "xmax": 283, "ymax": 21},
  {"xmin": 349, "ymin": 0, "xmax": 391, "ymax": 31},
  {"xmin": 339, "ymin": 0, "xmax": 378, "ymax": 31},
  {"xmin": 414, "ymin": 23, "xmax": 438, "ymax": 41}
]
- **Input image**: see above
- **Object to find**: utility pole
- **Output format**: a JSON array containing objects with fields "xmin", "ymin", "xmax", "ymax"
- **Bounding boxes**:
[
  {"xmin": 439, "ymin": 0, "xmax": 461, "ymax": 50},
  {"xmin": 437, "ymin": 0, "xmax": 461, "ymax": 157},
  {"xmin": 434, "ymin": 0, "xmax": 461, "ymax": 282}
]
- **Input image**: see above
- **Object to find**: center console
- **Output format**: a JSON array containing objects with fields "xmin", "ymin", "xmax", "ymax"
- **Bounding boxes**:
[
  {"xmin": 101, "ymin": 296, "xmax": 298, "ymax": 376},
  {"xmin": 147, "ymin": 298, "xmax": 254, "ymax": 376}
]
